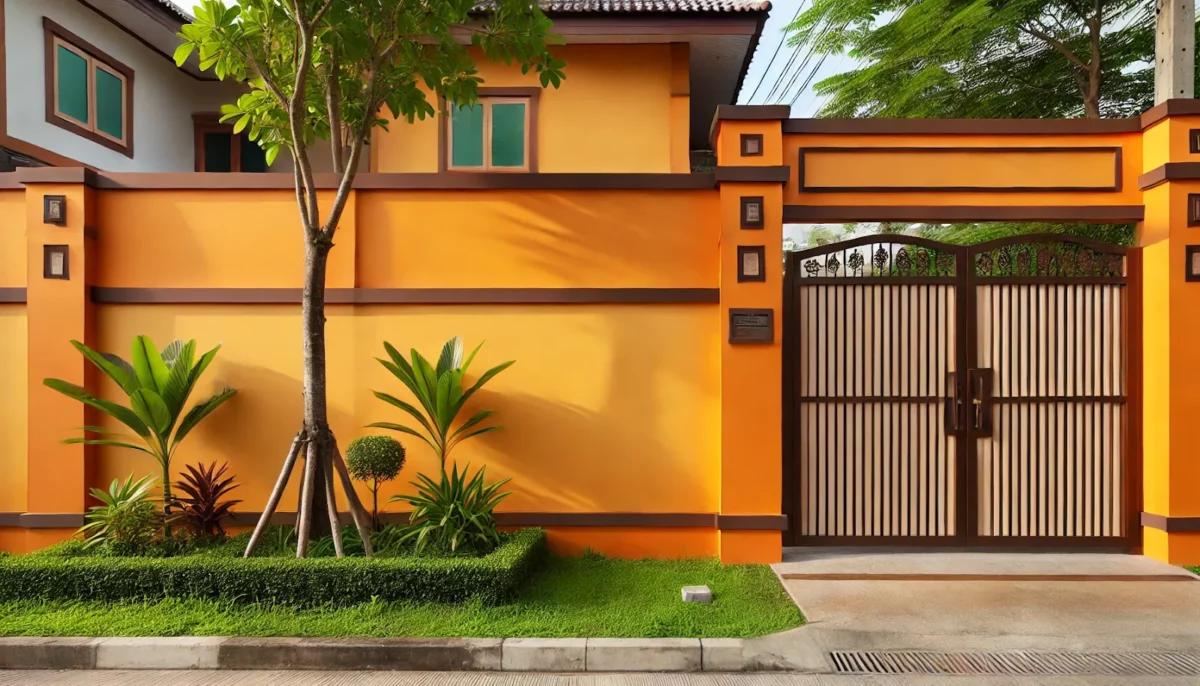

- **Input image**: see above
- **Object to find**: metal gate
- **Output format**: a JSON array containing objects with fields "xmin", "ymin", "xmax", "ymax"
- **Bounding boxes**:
[{"xmin": 782, "ymin": 234, "xmax": 1141, "ymax": 547}]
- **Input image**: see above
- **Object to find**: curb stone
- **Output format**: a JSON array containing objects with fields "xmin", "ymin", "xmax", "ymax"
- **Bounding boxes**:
[{"xmin": 0, "ymin": 635, "xmax": 805, "ymax": 671}]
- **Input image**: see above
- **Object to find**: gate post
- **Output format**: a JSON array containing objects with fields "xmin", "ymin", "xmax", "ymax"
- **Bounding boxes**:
[
  {"xmin": 1140, "ymin": 102, "xmax": 1200, "ymax": 564},
  {"xmin": 712, "ymin": 105, "xmax": 790, "ymax": 564}
]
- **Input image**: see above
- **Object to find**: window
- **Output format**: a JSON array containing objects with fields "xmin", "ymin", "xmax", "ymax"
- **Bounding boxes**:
[
  {"xmin": 193, "ymin": 115, "xmax": 269, "ymax": 173},
  {"xmin": 444, "ymin": 88, "xmax": 539, "ymax": 172},
  {"xmin": 44, "ymin": 19, "xmax": 134, "ymax": 157}
]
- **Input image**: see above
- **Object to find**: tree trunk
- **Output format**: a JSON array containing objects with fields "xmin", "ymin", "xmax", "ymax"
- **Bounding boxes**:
[
  {"xmin": 161, "ymin": 461, "xmax": 173, "ymax": 537},
  {"xmin": 297, "ymin": 239, "xmax": 334, "ymax": 557}
]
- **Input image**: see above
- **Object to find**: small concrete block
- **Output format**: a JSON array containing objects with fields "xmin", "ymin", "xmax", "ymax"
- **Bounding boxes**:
[
  {"xmin": 682, "ymin": 585, "xmax": 712, "ymax": 603},
  {"xmin": 95, "ymin": 637, "xmax": 223, "ymax": 669},
  {"xmin": 502, "ymin": 638, "xmax": 586, "ymax": 671},
  {"xmin": 700, "ymin": 638, "xmax": 746, "ymax": 671},
  {"xmin": 586, "ymin": 638, "xmax": 701, "ymax": 672},
  {"xmin": 0, "ymin": 637, "xmax": 101, "ymax": 669},
  {"xmin": 219, "ymin": 637, "xmax": 502, "ymax": 671}
]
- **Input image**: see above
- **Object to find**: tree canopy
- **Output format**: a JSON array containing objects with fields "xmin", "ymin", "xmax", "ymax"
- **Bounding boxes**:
[{"xmin": 784, "ymin": 0, "xmax": 1184, "ymax": 119}]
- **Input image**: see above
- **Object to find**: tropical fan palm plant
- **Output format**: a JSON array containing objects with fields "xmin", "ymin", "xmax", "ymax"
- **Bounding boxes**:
[
  {"xmin": 369, "ymin": 337, "xmax": 513, "ymax": 473},
  {"xmin": 45, "ymin": 336, "xmax": 236, "ymax": 531}
]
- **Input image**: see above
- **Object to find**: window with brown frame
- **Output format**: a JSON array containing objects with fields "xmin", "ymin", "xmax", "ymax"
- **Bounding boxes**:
[
  {"xmin": 193, "ymin": 115, "xmax": 269, "ymax": 173},
  {"xmin": 44, "ymin": 18, "xmax": 134, "ymax": 157},
  {"xmin": 444, "ymin": 88, "xmax": 539, "ymax": 172}
]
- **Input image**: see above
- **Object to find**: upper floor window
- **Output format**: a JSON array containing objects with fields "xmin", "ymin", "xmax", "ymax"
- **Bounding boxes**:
[
  {"xmin": 44, "ymin": 19, "xmax": 134, "ymax": 157},
  {"xmin": 193, "ymin": 115, "xmax": 268, "ymax": 172},
  {"xmin": 446, "ymin": 88, "xmax": 539, "ymax": 172}
]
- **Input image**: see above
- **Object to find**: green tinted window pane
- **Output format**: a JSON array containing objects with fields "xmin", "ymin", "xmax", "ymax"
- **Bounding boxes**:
[
  {"xmin": 203, "ymin": 132, "xmax": 232, "ymax": 172},
  {"xmin": 56, "ymin": 46, "xmax": 89, "ymax": 124},
  {"xmin": 490, "ymin": 103, "xmax": 526, "ymax": 168},
  {"xmin": 94, "ymin": 68, "xmax": 123, "ymax": 140},
  {"xmin": 450, "ymin": 104, "xmax": 484, "ymax": 167},
  {"xmin": 240, "ymin": 135, "xmax": 268, "ymax": 172}
]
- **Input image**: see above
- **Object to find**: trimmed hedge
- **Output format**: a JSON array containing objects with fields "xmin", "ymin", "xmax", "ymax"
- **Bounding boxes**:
[{"xmin": 0, "ymin": 528, "xmax": 546, "ymax": 606}]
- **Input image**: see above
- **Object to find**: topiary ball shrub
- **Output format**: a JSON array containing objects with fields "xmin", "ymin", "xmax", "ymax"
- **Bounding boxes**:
[{"xmin": 346, "ymin": 435, "xmax": 406, "ymax": 529}]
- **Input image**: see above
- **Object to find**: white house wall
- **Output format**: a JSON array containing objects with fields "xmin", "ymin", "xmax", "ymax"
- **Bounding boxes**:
[{"xmin": 5, "ymin": 0, "xmax": 242, "ymax": 171}]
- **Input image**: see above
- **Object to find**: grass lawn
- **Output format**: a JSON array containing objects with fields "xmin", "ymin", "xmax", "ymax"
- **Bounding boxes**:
[{"xmin": 0, "ymin": 555, "xmax": 803, "ymax": 639}]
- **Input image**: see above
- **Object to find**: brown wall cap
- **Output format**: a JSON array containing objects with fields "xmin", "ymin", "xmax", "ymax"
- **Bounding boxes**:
[
  {"xmin": 13, "ymin": 167, "xmax": 98, "ymax": 186},
  {"xmin": 714, "ymin": 165, "xmax": 790, "ymax": 184},
  {"xmin": 784, "ymin": 118, "xmax": 1141, "ymax": 135},
  {"xmin": 1142, "ymin": 511, "xmax": 1200, "ymax": 533},
  {"xmin": 0, "ymin": 288, "xmax": 26, "ymax": 303},
  {"xmin": 1140, "ymin": 99, "xmax": 1200, "ymax": 130},
  {"xmin": 784, "ymin": 205, "xmax": 1146, "ymax": 223},
  {"xmin": 709, "ymin": 104, "xmax": 790, "ymax": 149},
  {"xmin": 0, "ymin": 513, "xmax": 20, "ymax": 527},
  {"xmin": 89, "ymin": 172, "xmax": 717, "ymax": 191},
  {"xmin": 0, "ymin": 173, "xmax": 23, "ymax": 190},
  {"xmin": 1139, "ymin": 162, "xmax": 1200, "ymax": 191}
]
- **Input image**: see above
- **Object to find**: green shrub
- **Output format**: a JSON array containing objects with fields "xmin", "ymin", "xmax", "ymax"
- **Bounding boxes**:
[
  {"xmin": 392, "ymin": 463, "xmax": 510, "ymax": 555},
  {"xmin": 0, "ymin": 528, "xmax": 546, "ymax": 606},
  {"xmin": 80, "ymin": 474, "xmax": 160, "ymax": 552},
  {"xmin": 346, "ymin": 436, "xmax": 406, "ymax": 530}
]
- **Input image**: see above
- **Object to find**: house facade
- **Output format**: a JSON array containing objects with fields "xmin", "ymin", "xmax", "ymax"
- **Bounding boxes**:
[{"xmin": 2, "ymin": 0, "xmax": 1200, "ymax": 565}]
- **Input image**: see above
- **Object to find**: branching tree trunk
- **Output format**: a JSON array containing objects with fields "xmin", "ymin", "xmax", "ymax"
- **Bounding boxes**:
[{"xmin": 177, "ymin": 0, "xmax": 564, "ymax": 557}]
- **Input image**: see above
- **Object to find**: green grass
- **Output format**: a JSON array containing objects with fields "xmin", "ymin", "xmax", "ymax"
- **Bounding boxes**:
[{"xmin": 0, "ymin": 555, "xmax": 803, "ymax": 639}]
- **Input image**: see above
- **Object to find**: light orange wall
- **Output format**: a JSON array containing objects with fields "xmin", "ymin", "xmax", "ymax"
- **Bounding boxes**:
[
  {"xmin": 94, "ymin": 191, "xmax": 357, "ymax": 288},
  {"xmin": 91, "ymin": 303, "xmax": 721, "ymax": 518},
  {"xmin": 782, "ymin": 133, "xmax": 1143, "ymax": 207},
  {"xmin": 373, "ymin": 45, "xmax": 679, "ymax": 173},
  {"xmin": 356, "ymin": 190, "xmax": 718, "ymax": 288},
  {"xmin": 0, "ymin": 190, "xmax": 25, "ymax": 287},
  {"xmin": 0, "ymin": 306, "xmax": 27, "ymax": 513}
]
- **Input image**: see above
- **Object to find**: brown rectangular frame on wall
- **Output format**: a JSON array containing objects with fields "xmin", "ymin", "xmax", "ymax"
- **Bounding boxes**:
[
  {"xmin": 795, "ymin": 147, "xmax": 1123, "ymax": 193},
  {"xmin": 43, "ymin": 17, "xmax": 134, "ymax": 158}
]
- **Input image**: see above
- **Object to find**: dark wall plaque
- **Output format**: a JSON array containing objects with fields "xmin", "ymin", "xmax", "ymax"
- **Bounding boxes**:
[{"xmin": 729, "ymin": 308, "xmax": 773, "ymax": 343}]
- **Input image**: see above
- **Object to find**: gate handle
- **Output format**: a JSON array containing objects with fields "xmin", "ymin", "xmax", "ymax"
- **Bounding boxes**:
[
  {"xmin": 944, "ymin": 371, "xmax": 960, "ymax": 434},
  {"xmin": 967, "ymin": 368, "xmax": 993, "ymax": 436}
]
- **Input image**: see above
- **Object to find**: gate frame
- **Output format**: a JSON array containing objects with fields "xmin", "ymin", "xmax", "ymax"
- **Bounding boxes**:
[{"xmin": 782, "ymin": 233, "xmax": 1143, "ymax": 550}]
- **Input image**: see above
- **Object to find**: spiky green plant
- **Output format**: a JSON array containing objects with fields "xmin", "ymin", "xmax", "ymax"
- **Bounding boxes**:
[
  {"xmin": 78, "ymin": 474, "xmax": 159, "ymax": 551},
  {"xmin": 390, "ymin": 463, "xmax": 511, "ymax": 555},
  {"xmin": 369, "ymin": 336, "xmax": 513, "ymax": 473},
  {"xmin": 45, "ymin": 336, "xmax": 236, "ymax": 530}
]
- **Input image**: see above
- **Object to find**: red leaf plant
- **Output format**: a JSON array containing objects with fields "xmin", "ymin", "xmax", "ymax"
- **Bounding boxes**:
[{"xmin": 171, "ymin": 461, "xmax": 242, "ymax": 538}]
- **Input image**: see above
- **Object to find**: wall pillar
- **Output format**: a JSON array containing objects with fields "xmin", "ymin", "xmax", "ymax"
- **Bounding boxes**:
[
  {"xmin": 1155, "ymin": 0, "xmax": 1195, "ymax": 103},
  {"xmin": 1140, "ymin": 103, "xmax": 1200, "ymax": 563},
  {"xmin": 19, "ymin": 168, "xmax": 96, "ymax": 550},
  {"xmin": 713, "ymin": 106, "xmax": 790, "ymax": 564}
]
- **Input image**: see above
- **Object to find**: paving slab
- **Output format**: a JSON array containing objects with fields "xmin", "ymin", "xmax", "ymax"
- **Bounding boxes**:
[
  {"xmin": 776, "ymin": 548, "xmax": 1196, "ymax": 578},
  {"xmin": 95, "ymin": 637, "xmax": 222, "ymax": 669},
  {"xmin": 502, "ymin": 638, "xmax": 586, "ymax": 672},
  {"xmin": 585, "ymin": 638, "xmax": 701, "ymax": 672}
]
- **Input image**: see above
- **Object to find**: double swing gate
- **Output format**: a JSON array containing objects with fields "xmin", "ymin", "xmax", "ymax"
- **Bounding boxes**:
[{"xmin": 782, "ymin": 234, "xmax": 1140, "ymax": 547}]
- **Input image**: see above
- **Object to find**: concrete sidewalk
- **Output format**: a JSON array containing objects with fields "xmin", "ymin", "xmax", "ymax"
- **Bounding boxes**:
[{"xmin": 773, "ymin": 548, "xmax": 1200, "ymax": 654}]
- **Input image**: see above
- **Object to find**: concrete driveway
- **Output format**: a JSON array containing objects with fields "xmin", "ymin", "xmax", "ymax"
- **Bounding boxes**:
[{"xmin": 774, "ymin": 549, "xmax": 1200, "ymax": 654}]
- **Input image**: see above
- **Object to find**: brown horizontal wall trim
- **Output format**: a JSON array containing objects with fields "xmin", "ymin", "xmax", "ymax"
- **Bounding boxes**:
[
  {"xmin": 18, "ymin": 513, "xmax": 85, "ymax": 529},
  {"xmin": 1142, "ymin": 512, "xmax": 1200, "ymax": 533},
  {"xmin": 91, "ymin": 287, "xmax": 721, "ymax": 305},
  {"xmin": 784, "ymin": 118, "xmax": 1141, "ymax": 135},
  {"xmin": 0, "ymin": 173, "xmax": 22, "ymax": 190},
  {"xmin": 714, "ymin": 165, "xmax": 790, "ymax": 184},
  {"xmin": 67, "ymin": 172, "xmax": 717, "ymax": 191},
  {"xmin": 0, "ymin": 288, "xmax": 26, "ymax": 303},
  {"xmin": 3, "ymin": 512, "xmax": 788, "ymax": 531},
  {"xmin": 782, "ymin": 205, "xmax": 1146, "ymax": 223},
  {"xmin": 1141, "ymin": 99, "xmax": 1200, "ymax": 129},
  {"xmin": 715, "ymin": 105, "xmax": 791, "ymax": 121},
  {"xmin": 1139, "ymin": 163, "xmax": 1200, "ymax": 191},
  {"xmin": 13, "ymin": 167, "xmax": 97, "ymax": 185}
]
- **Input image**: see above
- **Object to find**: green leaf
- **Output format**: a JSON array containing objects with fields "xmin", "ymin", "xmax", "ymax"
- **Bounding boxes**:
[
  {"xmin": 172, "ymin": 389, "xmax": 236, "ymax": 448},
  {"xmin": 365, "ymin": 422, "xmax": 439, "ymax": 452},
  {"xmin": 131, "ymin": 389, "xmax": 173, "ymax": 436},
  {"xmin": 44, "ymin": 378, "xmax": 151, "ymax": 438},
  {"xmin": 70, "ymin": 341, "xmax": 139, "ymax": 395},
  {"xmin": 173, "ymin": 42, "xmax": 195, "ymax": 67},
  {"xmin": 63, "ymin": 438, "xmax": 156, "ymax": 456},
  {"xmin": 372, "ymin": 392, "xmax": 437, "ymax": 439},
  {"xmin": 131, "ymin": 336, "xmax": 171, "ymax": 395},
  {"xmin": 233, "ymin": 113, "xmax": 250, "ymax": 134}
]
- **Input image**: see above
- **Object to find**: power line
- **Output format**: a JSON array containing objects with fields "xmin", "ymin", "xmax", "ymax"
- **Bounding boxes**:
[
  {"xmin": 744, "ymin": 0, "xmax": 808, "ymax": 104},
  {"xmin": 770, "ymin": 19, "xmax": 836, "ymax": 104}
]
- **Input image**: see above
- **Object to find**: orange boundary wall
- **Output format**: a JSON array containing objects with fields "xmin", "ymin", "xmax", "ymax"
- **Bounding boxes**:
[{"xmin": 3, "ymin": 100, "xmax": 1200, "ymax": 563}]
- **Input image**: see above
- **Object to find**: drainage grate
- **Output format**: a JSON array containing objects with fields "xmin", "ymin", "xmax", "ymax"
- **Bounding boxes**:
[{"xmin": 830, "ymin": 651, "xmax": 1200, "ymax": 676}]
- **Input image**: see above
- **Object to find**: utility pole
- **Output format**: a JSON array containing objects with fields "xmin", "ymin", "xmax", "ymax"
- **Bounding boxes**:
[{"xmin": 1156, "ymin": 0, "xmax": 1196, "ymax": 103}]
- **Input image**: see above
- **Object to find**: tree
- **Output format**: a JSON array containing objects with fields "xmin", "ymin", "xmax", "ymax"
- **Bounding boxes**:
[
  {"xmin": 784, "ymin": 0, "xmax": 1179, "ymax": 119},
  {"xmin": 175, "ymin": 0, "xmax": 564, "ymax": 558},
  {"xmin": 345, "ymin": 435, "xmax": 407, "ymax": 531}
]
